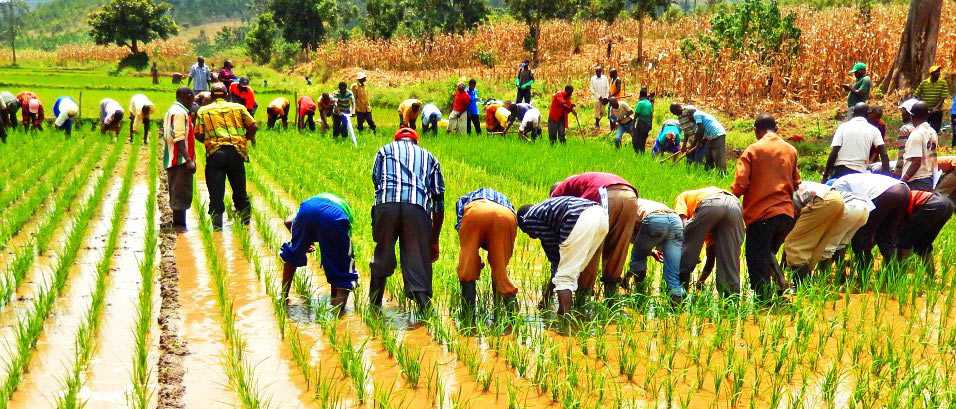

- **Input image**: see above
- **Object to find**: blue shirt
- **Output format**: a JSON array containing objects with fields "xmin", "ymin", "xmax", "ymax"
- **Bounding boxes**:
[
  {"xmin": 189, "ymin": 63, "xmax": 210, "ymax": 91},
  {"xmin": 279, "ymin": 195, "xmax": 352, "ymax": 267},
  {"xmin": 467, "ymin": 88, "xmax": 480, "ymax": 115},
  {"xmin": 372, "ymin": 139, "xmax": 445, "ymax": 213},
  {"xmin": 693, "ymin": 110, "xmax": 726, "ymax": 139},
  {"xmin": 518, "ymin": 196, "xmax": 599, "ymax": 275},
  {"xmin": 455, "ymin": 188, "xmax": 514, "ymax": 230},
  {"xmin": 951, "ymin": 95, "xmax": 956, "ymax": 115}
]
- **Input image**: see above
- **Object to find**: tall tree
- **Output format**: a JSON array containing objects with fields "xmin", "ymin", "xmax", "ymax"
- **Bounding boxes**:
[
  {"xmin": 0, "ymin": 0, "xmax": 27, "ymax": 66},
  {"xmin": 881, "ymin": 0, "xmax": 943, "ymax": 92},
  {"xmin": 245, "ymin": 12, "xmax": 277, "ymax": 64},
  {"xmin": 506, "ymin": 0, "xmax": 579, "ymax": 65},
  {"xmin": 631, "ymin": 0, "xmax": 670, "ymax": 63},
  {"xmin": 364, "ymin": 0, "xmax": 405, "ymax": 40},
  {"xmin": 87, "ymin": 0, "xmax": 178, "ymax": 55},
  {"xmin": 269, "ymin": 0, "xmax": 337, "ymax": 49}
]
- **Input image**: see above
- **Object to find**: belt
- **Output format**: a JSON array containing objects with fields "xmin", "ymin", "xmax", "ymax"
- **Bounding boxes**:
[{"xmin": 644, "ymin": 210, "xmax": 676, "ymax": 218}]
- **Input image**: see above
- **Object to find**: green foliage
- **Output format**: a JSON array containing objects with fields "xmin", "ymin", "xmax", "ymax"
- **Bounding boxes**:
[
  {"xmin": 214, "ymin": 25, "xmax": 247, "ymax": 49},
  {"xmin": 580, "ymin": 0, "xmax": 625, "ymax": 23},
  {"xmin": 189, "ymin": 29, "xmax": 214, "ymax": 57},
  {"xmin": 0, "ymin": 0, "xmax": 29, "ymax": 58},
  {"xmin": 87, "ymin": 0, "xmax": 179, "ymax": 54},
  {"xmin": 631, "ymin": 0, "xmax": 671, "ymax": 19},
  {"xmin": 271, "ymin": 39, "xmax": 301, "ymax": 69},
  {"xmin": 366, "ymin": 0, "xmax": 488, "ymax": 41},
  {"xmin": 245, "ymin": 12, "xmax": 277, "ymax": 64},
  {"xmin": 363, "ymin": 0, "xmax": 405, "ymax": 40},
  {"xmin": 506, "ymin": 0, "xmax": 578, "ymax": 53},
  {"xmin": 683, "ymin": 0, "xmax": 801, "ymax": 60},
  {"xmin": 268, "ymin": 0, "xmax": 337, "ymax": 49},
  {"xmin": 474, "ymin": 49, "xmax": 497, "ymax": 67},
  {"xmin": 166, "ymin": 0, "xmax": 250, "ymax": 26}
]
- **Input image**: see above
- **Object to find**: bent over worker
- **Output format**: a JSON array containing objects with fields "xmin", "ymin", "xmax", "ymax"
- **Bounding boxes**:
[
  {"xmin": 783, "ymin": 181, "xmax": 845, "ymax": 285},
  {"xmin": 898, "ymin": 190, "xmax": 954, "ymax": 275},
  {"xmin": 398, "ymin": 98, "xmax": 423, "ymax": 130},
  {"xmin": 99, "ymin": 98, "xmax": 124, "ymax": 137},
  {"xmin": 52, "ymin": 96, "xmax": 79, "ymax": 137},
  {"xmin": 266, "ymin": 97, "xmax": 290, "ymax": 129},
  {"xmin": 456, "ymin": 188, "xmax": 519, "ymax": 322},
  {"xmin": 128, "ymin": 94, "xmax": 156, "ymax": 144},
  {"xmin": 676, "ymin": 187, "xmax": 745, "ymax": 296},
  {"xmin": 281, "ymin": 193, "xmax": 359, "ymax": 316},
  {"xmin": 831, "ymin": 173, "xmax": 910, "ymax": 271},
  {"xmin": 297, "ymin": 95, "xmax": 317, "ymax": 131},
  {"xmin": 626, "ymin": 199, "xmax": 686, "ymax": 301}
]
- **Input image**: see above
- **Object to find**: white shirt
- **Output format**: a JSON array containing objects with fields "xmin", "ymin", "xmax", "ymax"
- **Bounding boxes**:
[
  {"xmin": 100, "ymin": 98, "xmax": 123, "ymax": 125},
  {"xmin": 902, "ymin": 122, "xmax": 938, "ymax": 181},
  {"xmin": 831, "ymin": 117, "xmax": 884, "ymax": 172},
  {"xmin": 421, "ymin": 103, "xmax": 441, "ymax": 120},
  {"xmin": 519, "ymin": 107, "xmax": 540, "ymax": 132},
  {"xmin": 589, "ymin": 75, "xmax": 609, "ymax": 101},
  {"xmin": 54, "ymin": 97, "xmax": 78, "ymax": 127},
  {"xmin": 793, "ymin": 181, "xmax": 832, "ymax": 208},
  {"xmin": 0, "ymin": 92, "xmax": 15, "ymax": 109},
  {"xmin": 129, "ymin": 94, "xmax": 155, "ymax": 129},
  {"xmin": 831, "ymin": 173, "xmax": 903, "ymax": 201}
]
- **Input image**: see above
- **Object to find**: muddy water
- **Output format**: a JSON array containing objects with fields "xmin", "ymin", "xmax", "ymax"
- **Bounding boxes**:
[{"xmin": 177, "ymin": 209, "xmax": 241, "ymax": 408}]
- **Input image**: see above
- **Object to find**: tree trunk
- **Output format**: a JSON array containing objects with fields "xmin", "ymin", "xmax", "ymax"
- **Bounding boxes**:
[
  {"xmin": 637, "ymin": 16, "xmax": 644, "ymax": 64},
  {"xmin": 530, "ymin": 20, "xmax": 540, "ymax": 67},
  {"xmin": 131, "ymin": 40, "xmax": 140, "ymax": 55},
  {"xmin": 881, "ymin": 0, "xmax": 943, "ymax": 92}
]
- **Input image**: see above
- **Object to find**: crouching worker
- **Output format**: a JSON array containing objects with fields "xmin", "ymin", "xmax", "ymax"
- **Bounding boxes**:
[
  {"xmin": 53, "ymin": 96, "xmax": 79, "ymax": 137},
  {"xmin": 267, "ymin": 97, "xmax": 290, "ymax": 129},
  {"xmin": 99, "ymin": 98, "xmax": 124, "ymax": 137},
  {"xmin": 624, "ymin": 199, "xmax": 686, "ymax": 302},
  {"xmin": 456, "ymin": 188, "xmax": 519, "ymax": 325},
  {"xmin": 281, "ymin": 193, "xmax": 359, "ymax": 316},
  {"xmin": 898, "ymin": 190, "xmax": 954, "ymax": 275},
  {"xmin": 517, "ymin": 196, "xmax": 608, "ymax": 316}
]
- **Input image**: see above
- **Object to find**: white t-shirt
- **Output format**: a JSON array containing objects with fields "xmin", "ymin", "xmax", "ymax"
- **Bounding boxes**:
[
  {"xmin": 831, "ymin": 117, "xmax": 884, "ymax": 172},
  {"xmin": 519, "ymin": 108, "xmax": 541, "ymax": 132},
  {"xmin": 902, "ymin": 122, "xmax": 938, "ymax": 181},
  {"xmin": 589, "ymin": 75, "xmax": 609, "ymax": 101},
  {"xmin": 421, "ymin": 103, "xmax": 441, "ymax": 120},
  {"xmin": 100, "ymin": 98, "xmax": 123, "ymax": 125},
  {"xmin": 54, "ymin": 97, "xmax": 78, "ymax": 127},
  {"xmin": 831, "ymin": 173, "xmax": 903, "ymax": 200}
]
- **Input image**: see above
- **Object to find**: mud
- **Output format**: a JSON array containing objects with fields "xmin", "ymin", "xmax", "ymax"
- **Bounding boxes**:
[{"xmin": 156, "ymin": 159, "xmax": 187, "ymax": 409}]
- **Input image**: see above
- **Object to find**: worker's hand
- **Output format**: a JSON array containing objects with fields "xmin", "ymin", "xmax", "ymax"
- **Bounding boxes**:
[
  {"xmin": 430, "ymin": 242, "xmax": 440, "ymax": 263},
  {"xmin": 186, "ymin": 159, "xmax": 196, "ymax": 174},
  {"xmin": 651, "ymin": 249, "xmax": 664, "ymax": 263},
  {"xmin": 307, "ymin": 244, "xmax": 316, "ymax": 253},
  {"xmin": 840, "ymin": 84, "xmax": 851, "ymax": 91}
]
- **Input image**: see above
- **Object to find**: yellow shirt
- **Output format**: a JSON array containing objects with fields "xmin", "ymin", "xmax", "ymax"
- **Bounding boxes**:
[
  {"xmin": 674, "ymin": 187, "xmax": 731, "ymax": 219},
  {"xmin": 352, "ymin": 83, "xmax": 370, "ymax": 113},
  {"xmin": 398, "ymin": 99, "xmax": 422, "ymax": 123},
  {"xmin": 196, "ymin": 99, "xmax": 256, "ymax": 160}
]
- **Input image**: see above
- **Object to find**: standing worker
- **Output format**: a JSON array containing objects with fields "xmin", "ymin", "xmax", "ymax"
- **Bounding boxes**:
[
  {"xmin": 296, "ymin": 95, "xmax": 317, "ymax": 132},
  {"xmin": 229, "ymin": 77, "xmax": 257, "ymax": 115},
  {"xmin": 898, "ymin": 190, "xmax": 954, "ymax": 275},
  {"xmin": 842, "ymin": 62, "xmax": 872, "ymax": 109},
  {"xmin": 608, "ymin": 97, "xmax": 635, "ymax": 150},
  {"xmin": 634, "ymin": 88, "xmax": 654, "ymax": 153},
  {"xmin": 188, "ymin": 56, "xmax": 211, "ymax": 93},
  {"xmin": 195, "ymin": 83, "xmax": 257, "ymax": 230},
  {"xmin": 821, "ymin": 103, "xmax": 890, "ymax": 181},
  {"xmin": 589, "ymin": 66, "xmax": 609, "ymax": 129},
  {"xmin": 913, "ymin": 65, "xmax": 949, "ymax": 133},
  {"xmin": 421, "ymin": 103, "xmax": 442, "ymax": 135},
  {"xmin": 280, "ymin": 193, "xmax": 359, "ymax": 315},
  {"xmin": 515, "ymin": 61, "xmax": 534, "ymax": 104},
  {"xmin": 151, "ymin": 63, "xmax": 159, "ymax": 85},
  {"xmin": 448, "ymin": 83, "xmax": 470, "ymax": 135},
  {"xmin": 456, "ymin": 188, "xmax": 519, "ymax": 322},
  {"xmin": 675, "ymin": 187, "xmax": 745, "ymax": 296},
  {"xmin": 398, "ymin": 98, "xmax": 423, "ymax": 130},
  {"xmin": 551, "ymin": 172, "xmax": 638, "ymax": 302},
  {"xmin": 548, "ymin": 86, "xmax": 576, "ymax": 145},
  {"xmin": 466, "ymin": 79, "xmax": 481, "ymax": 135},
  {"xmin": 332, "ymin": 82, "xmax": 355, "ymax": 140},
  {"xmin": 99, "ymin": 98, "xmax": 124, "ymax": 137},
  {"xmin": 266, "ymin": 97, "xmax": 290, "ymax": 130},
  {"xmin": 899, "ymin": 101, "xmax": 939, "ymax": 191},
  {"xmin": 608, "ymin": 69, "xmax": 624, "ymax": 129},
  {"xmin": 163, "ymin": 88, "xmax": 197, "ymax": 231},
  {"xmin": 730, "ymin": 114, "xmax": 800, "ymax": 301},
  {"xmin": 830, "ymin": 173, "xmax": 910, "ymax": 271},
  {"xmin": 128, "ymin": 94, "xmax": 156, "ymax": 144},
  {"xmin": 625, "ymin": 199, "xmax": 686, "ymax": 301},
  {"xmin": 352, "ymin": 72, "xmax": 377, "ymax": 133},
  {"xmin": 219, "ymin": 60, "xmax": 236, "ymax": 89},
  {"xmin": 370, "ymin": 128, "xmax": 445, "ymax": 313},
  {"xmin": 52, "ymin": 96, "xmax": 79, "ymax": 137}
]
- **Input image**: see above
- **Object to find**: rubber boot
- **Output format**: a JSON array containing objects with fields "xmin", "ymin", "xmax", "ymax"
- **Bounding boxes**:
[
  {"xmin": 459, "ymin": 281, "xmax": 477, "ymax": 329},
  {"xmin": 211, "ymin": 212, "xmax": 224, "ymax": 231},
  {"xmin": 331, "ymin": 287, "xmax": 350, "ymax": 317},
  {"xmin": 172, "ymin": 210, "xmax": 187, "ymax": 230},
  {"xmin": 556, "ymin": 290, "xmax": 573, "ymax": 315},
  {"xmin": 368, "ymin": 276, "xmax": 386, "ymax": 310},
  {"xmin": 238, "ymin": 206, "xmax": 251, "ymax": 226},
  {"xmin": 603, "ymin": 280, "xmax": 620, "ymax": 307}
]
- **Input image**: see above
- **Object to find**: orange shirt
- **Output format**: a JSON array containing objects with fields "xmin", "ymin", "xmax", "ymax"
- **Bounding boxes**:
[
  {"xmin": 731, "ymin": 133, "xmax": 800, "ymax": 225},
  {"xmin": 675, "ymin": 187, "xmax": 729, "ymax": 247}
]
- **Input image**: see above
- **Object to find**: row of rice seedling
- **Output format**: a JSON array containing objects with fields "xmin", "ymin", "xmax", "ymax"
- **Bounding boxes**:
[
  {"xmin": 0, "ymin": 139, "xmax": 122, "ymax": 408},
  {"xmin": 0, "ymin": 140, "xmax": 62, "ymax": 196}
]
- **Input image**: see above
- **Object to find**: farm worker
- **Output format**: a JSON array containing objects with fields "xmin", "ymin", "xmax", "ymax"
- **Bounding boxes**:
[
  {"xmin": 624, "ymin": 199, "xmax": 686, "ymax": 301},
  {"xmin": 608, "ymin": 97, "xmax": 635, "ymax": 150},
  {"xmin": 898, "ymin": 190, "xmax": 954, "ymax": 275},
  {"xmin": 843, "ymin": 62, "xmax": 871, "ymax": 108},
  {"xmin": 821, "ymin": 103, "xmax": 889, "ymax": 182},
  {"xmin": 128, "ymin": 94, "xmax": 156, "ymax": 144},
  {"xmin": 934, "ymin": 156, "xmax": 956, "ymax": 201},
  {"xmin": 229, "ymin": 77, "xmax": 257, "ymax": 115},
  {"xmin": 281, "ymin": 193, "xmax": 359, "ymax": 315},
  {"xmin": 913, "ymin": 65, "xmax": 949, "ymax": 133},
  {"xmin": 483, "ymin": 100, "xmax": 502, "ymax": 132},
  {"xmin": 672, "ymin": 104, "xmax": 702, "ymax": 164},
  {"xmin": 163, "ymin": 88, "xmax": 197, "ymax": 231},
  {"xmin": 551, "ymin": 172, "xmax": 638, "ymax": 302},
  {"xmin": 266, "ymin": 97, "xmax": 290, "ymax": 130},
  {"xmin": 675, "ymin": 187, "xmax": 744, "ymax": 296},
  {"xmin": 318, "ymin": 93, "xmax": 334, "ymax": 132},
  {"xmin": 634, "ymin": 88, "xmax": 654, "ymax": 153},
  {"xmin": 589, "ymin": 66, "xmax": 609, "ymax": 129},
  {"xmin": 515, "ymin": 60, "xmax": 534, "ymax": 104},
  {"xmin": 895, "ymin": 99, "xmax": 918, "ymax": 167},
  {"xmin": 16, "ymin": 91, "xmax": 37, "ymax": 126},
  {"xmin": 608, "ymin": 68, "xmax": 624, "ymax": 129},
  {"xmin": 448, "ymin": 83, "xmax": 470, "ymax": 134},
  {"xmin": 52, "ymin": 96, "xmax": 79, "ymax": 137},
  {"xmin": 0, "ymin": 92, "xmax": 19, "ymax": 143},
  {"xmin": 219, "ymin": 60, "xmax": 236, "ymax": 89},
  {"xmin": 547, "ymin": 85, "xmax": 576, "ymax": 145},
  {"xmin": 195, "ymin": 82, "xmax": 257, "ymax": 230},
  {"xmin": 398, "ymin": 98, "xmax": 423, "ymax": 130},
  {"xmin": 830, "ymin": 173, "xmax": 910, "ymax": 270},
  {"xmin": 421, "ymin": 103, "xmax": 442, "ymax": 135},
  {"xmin": 507, "ymin": 103, "xmax": 541, "ymax": 140},
  {"xmin": 783, "ymin": 181, "xmax": 847, "ymax": 285},
  {"xmin": 867, "ymin": 106, "xmax": 886, "ymax": 139},
  {"xmin": 652, "ymin": 120, "xmax": 682, "ymax": 156},
  {"xmin": 731, "ymin": 113, "xmax": 800, "ymax": 301},
  {"xmin": 517, "ymin": 196, "xmax": 608, "ymax": 315},
  {"xmin": 466, "ymin": 79, "xmax": 481, "ymax": 135},
  {"xmin": 296, "ymin": 95, "xmax": 317, "ymax": 131},
  {"xmin": 456, "ymin": 188, "xmax": 519, "ymax": 322},
  {"xmin": 899, "ymin": 101, "xmax": 939, "ymax": 192},
  {"xmin": 352, "ymin": 71, "xmax": 377, "ymax": 132},
  {"xmin": 98, "ymin": 98, "xmax": 124, "ymax": 136},
  {"xmin": 194, "ymin": 91, "xmax": 213, "ymax": 109},
  {"xmin": 24, "ymin": 96, "xmax": 43, "ymax": 131},
  {"xmin": 670, "ymin": 103, "xmax": 727, "ymax": 172},
  {"xmin": 188, "ymin": 56, "xmax": 211, "ymax": 92},
  {"xmin": 332, "ymin": 82, "xmax": 355, "ymax": 139},
  {"xmin": 491, "ymin": 103, "xmax": 511, "ymax": 133},
  {"xmin": 370, "ymin": 128, "xmax": 445, "ymax": 313}
]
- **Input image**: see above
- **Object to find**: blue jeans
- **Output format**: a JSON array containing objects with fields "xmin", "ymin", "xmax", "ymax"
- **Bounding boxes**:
[
  {"xmin": 614, "ymin": 121, "xmax": 634, "ymax": 148},
  {"xmin": 630, "ymin": 213, "xmax": 686, "ymax": 297}
]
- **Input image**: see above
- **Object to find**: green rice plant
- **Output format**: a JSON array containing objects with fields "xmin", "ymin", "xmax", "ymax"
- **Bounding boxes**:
[{"xmin": 394, "ymin": 343, "xmax": 423, "ymax": 388}]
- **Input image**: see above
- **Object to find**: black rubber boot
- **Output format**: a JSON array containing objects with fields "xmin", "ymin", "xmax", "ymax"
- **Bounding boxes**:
[
  {"xmin": 368, "ymin": 276, "xmax": 386, "ymax": 310},
  {"xmin": 238, "ymin": 206, "xmax": 251, "ymax": 226},
  {"xmin": 172, "ymin": 210, "xmax": 187, "ymax": 229},
  {"xmin": 211, "ymin": 212, "xmax": 224, "ymax": 231},
  {"xmin": 459, "ymin": 280, "xmax": 477, "ymax": 326},
  {"xmin": 330, "ymin": 288, "xmax": 350, "ymax": 317}
]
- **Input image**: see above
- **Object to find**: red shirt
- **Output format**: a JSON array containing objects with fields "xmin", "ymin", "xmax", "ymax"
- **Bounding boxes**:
[
  {"xmin": 907, "ymin": 190, "xmax": 934, "ymax": 215},
  {"xmin": 298, "ymin": 96, "xmax": 317, "ymax": 117},
  {"xmin": 548, "ymin": 91, "xmax": 573, "ymax": 126},
  {"xmin": 229, "ymin": 83, "xmax": 256, "ymax": 111},
  {"xmin": 551, "ymin": 172, "xmax": 634, "ymax": 203},
  {"xmin": 452, "ymin": 90, "xmax": 470, "ymax": 113}
]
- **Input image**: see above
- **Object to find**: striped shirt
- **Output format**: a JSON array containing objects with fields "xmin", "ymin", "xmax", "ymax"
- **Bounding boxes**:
[
  {"xmin": 915, "ymin": 78, "xmax": 950, "ymax": 109},
  {"xmin": 678, "ymin": 106, "xmax": 698, "ymax": 144},
  {"xmin": 455, "ymin": 188, "xmax": 514, "ymax": 230},
  {"xmin": 693, "ymin": 110, "xmax": 726, "ymax": 139},
  {"xmin": 162, "ymin": 102, "xmax": 195, "ymax": 169},
  {"xmin": 518, "ymin": 196, "xmax": 600, "ymax": 274},
  {"xmin": 372, "ymin": 140, "xmax": 445, "ymax": 214}
]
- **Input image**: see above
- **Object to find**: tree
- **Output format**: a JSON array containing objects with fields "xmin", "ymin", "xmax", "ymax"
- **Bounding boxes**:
[
  {"xmin": 403, "ymin": 0, "xmax": 489, "ymax": 40},
  {"xmin": 88, "ymin": 0, "xmax": 178, "ymax": 55},
  {"xmin": 630, "ymin": 0, "xmax": 671, "ymax": 63},
  {"xmin": 245, "ymin": 12, "xmax": 277, "ymax": 64},
  {"xmin": 506, "ymin": 0, "xmax": 579, "ymax": 65},
  {"xmin": 0, "ymin": 0, "xmax": 27, "ymax": 66},
  {"xmin": 269, "ymin": 0, "xmax": 337, "ymax": 49},
  {"xmin": 364, "ymin": 0, "xmax": 406, "ymax": 40},
  {"xmin": 881, "ymin": 0, "xmax": 943, "ymax": 92}
]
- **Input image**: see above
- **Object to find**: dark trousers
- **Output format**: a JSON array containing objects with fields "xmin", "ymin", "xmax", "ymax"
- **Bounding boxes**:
[
  {"xmin": 0, "ymin": 108, "xmax": 7, "ymax": 143},
  {"xmin": 929, "ymin": 111, "xmax": 943, "ymax": 134},
  {"xmin": 679, "ymin": 195, "xmax": 745, "ymax": 295},
  {"xmin": 951, "ymin": 114, "xmax": 956, "ymax": 147},
  {"xmin": 907, "ymin": 176, "xmax": 934, "ymax": 192},
  {"xmin": 547, "ymin": 120, "xmax": 566, "ymax": 144},
  {"xmin": 633, "ymin": 121, "xmax": 651, "ymax": 153},
  {"xmin": 516, "ymin": 88, "xmax": 531, "ymax": 104},
  {"xmin": 851, "ymin": 183, "xmax": 910, "ymax": 268},
  {"xmin": 422, "ymin": 115, "xmax": 439, "ymax": 135},
  {"xmin": 298, "ymin": 114, "xmax": 316, "ymax": 131},
  {"xmin": 267, "ymin": 112, "xmax": 288, "ymax": 129},
  {"xmin": 167, "ymin": 164, "xmax": 194, "ymax": 211},
  {"xmin": 205, "ymin": 146, "xmax": 249, "ymax": 217},
  {"xmin": 830, "ymin": 165, "xmax": 860, "ymax": 181},
  {"xmin": 356, "ymin": 111, "xmax": 376, "ymax": 131},
  {"xmin": 466, "ymin": 113, "xmax": 481, "ymax": 135},
  {"xmin": 745, "ymin": 214, "xmax": 794, "ymax": 298},
  {"xmin": 370, "ymin": 203, "xmax": 434, "ymax": 299},
  {"xmin": 332, "ymin": 113, "xmax": 349, "ymax": 138},
  {"xmin": 899, "ymin": 193, "xmax": 954, "ymax": 256},
  {"xmin": 703, "ymin": 135, "xmax": 726, "ymax": 172}
]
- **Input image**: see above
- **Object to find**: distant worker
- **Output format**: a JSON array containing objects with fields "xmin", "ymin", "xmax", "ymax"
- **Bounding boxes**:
[
  {"xmin": 898, "ymin": 190, "xmax": 954, "ymax": 275},
  {"xmin": 99, "ymin": 98, "xmax": 124, "ymax": 137},
  {"xmin": 842, "ymin": 62, "xmax": 871, "ymax": 109},
  {"xmin": 486, "ymin": 101, "xmax": 511, "ymax": 133},
  {"xmin": 671, "ymin": 103, "xmax": 728, "ymax": 172},
  {"xmin": 821, "ymin": 103, "xmax": 889, "ymax": 181},
  {"xmin": 281, "ymin": 193, "xmax": 358, "ymax": 315},
  {"xmin": 515, "ymin": 60, "xmax": 534, "ymax": 104},
  {"xmin": 151, "ymin": 63, "xmax": 159, "ymax": 85},
  {"xmin": 608, "ymin": 97, "xmax": 635, "ymax": 150},
  {"xmin": 673, "ymin": 104, "xmax": 702, "ymax": 164},
  {"xmin": 466, "ymin": 79, "xmax": 482, "ymax": 135},
  {"xmin": 195, "ymin": 83, "xmax": 257, "ymax": 230},
  {"xmin": 652, "ymin": 120, "xmax": 682, "ymax": 157},
  {"xmin": 296, "ymin": 95, "xmax": 317, "ymax": 132},
  {"xmin": 188, "ymin": 56, "xmax": 211, "ymax": 92},
  {"xmin": 352, "ymin": 72, "xmax": 376, "ymax": 132},
  {"xmin": 676, "ymin": 187, "xmax": 745, "ymax": 296},
  {"xmin": 0, "ymin": 91, "xmax": 19, "ymax": 143},
  {"xmin": 16, "ymin": 91, "xmax": 38, "ymax": 127},
  {"xmin": 634, "ymin": 88, "xmax": 654, "ymax": 153},
  {"xmin": 318, "ymin": 93, "xmax": 334, "ymax": 132},
  {"xmin": 867, "ymin": 105, "xmax": 886, "ymax": 139},
  {"xmin": 448, "ymin": 83, "xmax": 470, "ymax": 134},
  {"xmin": 194, "ymin": 91, "xmax": 213, "ymax": 108},
  {"xmin": 219, "ymin": 60, "xmax": 236, "ymax": 89},
  {"xmin": 913, "ymin": 65, "xmax": 949, "ymax": 133},
  {"xmin": 52, "ymin": 96, "xmax": 79, "ymax": 137},
  {"xmin": 625, "ymin": 199, "xmax": 686, "ymax": 301},
  {"xmin": 548, "ymin": 85, "xmax": 576, "ymax": 145},
  {"xmin": 830, "ymin": 173, "xmax": 909, "ymax": 270},
  {"xmin": 20, "ymin": 93, "xmax": 43, "ymax": 131},
  {"xmin": 398, "ymin": 98, "xmax": 423, "ymax": 130},
  {"xmin": 128, "ymin": 94, "xmax": 156, "ymax": 144},
  {"xmin": 332, "ymin": 82, "xmax": 355, "ymax": 139},
  {"xmin": 266, "ymin": 97, "xmax": 290, "ymax": 130},
  {"xmin": 163, "ymin": 88, "xmax": 197, "ymax": 231},
  {"xmin": 229, "ymin": 77, "xmax": 257, "ymax": 115},
  {"xmin": 507, "ymin": 102, "xmax": 541, "ymax": 140},
  {"xmin": 899, "ymin": 101, "xmax": 938, "ymax": 191},
  {"xmin": 589, "ymin": 66, "xmax": 609, "ymax": 129},
  {"xmin": 608, "ymin": 68, "xmax": 624, "ymax": 129},
  {"xmin": 421, "ymin": 103, "xmax": 442, "ymax": 135}
]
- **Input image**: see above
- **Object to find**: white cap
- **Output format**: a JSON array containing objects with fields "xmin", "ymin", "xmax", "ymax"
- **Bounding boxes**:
[
  {"xmin": 357, "ymin": 71, "xmax": 367, "ymax": 80},
  {"xmin": 899, "ymin": 98, "xmax": 919, "ymax": 114}
]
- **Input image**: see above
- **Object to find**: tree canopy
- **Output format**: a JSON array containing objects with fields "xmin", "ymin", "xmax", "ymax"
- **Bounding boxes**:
[
  {"xmin": 268, "ymin": 0, "xmax": 337, "ymax": 48},
  {"xmin": 87, "ymin": 0, "xmax": 178, "ymax": 54}
]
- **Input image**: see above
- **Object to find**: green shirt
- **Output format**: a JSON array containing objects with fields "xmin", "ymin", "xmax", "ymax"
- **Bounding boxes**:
[
  {"xmin": 915, "ymin": 78, "xmax": 950, "ymax": 109},
  {"xmin": 847, "ymin": 76, "xmax": 871, "ymax": 107},
  {"xmin": 316, "ymin": 192, "xmax": 354, "ymax": 225},
  {"xmin": 635, "ymin": 98, "xmax": 654, "ymax": 125},
  {"xmin": 334, "ymin": 90, "xmax": 353, "ymax": 113}
]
